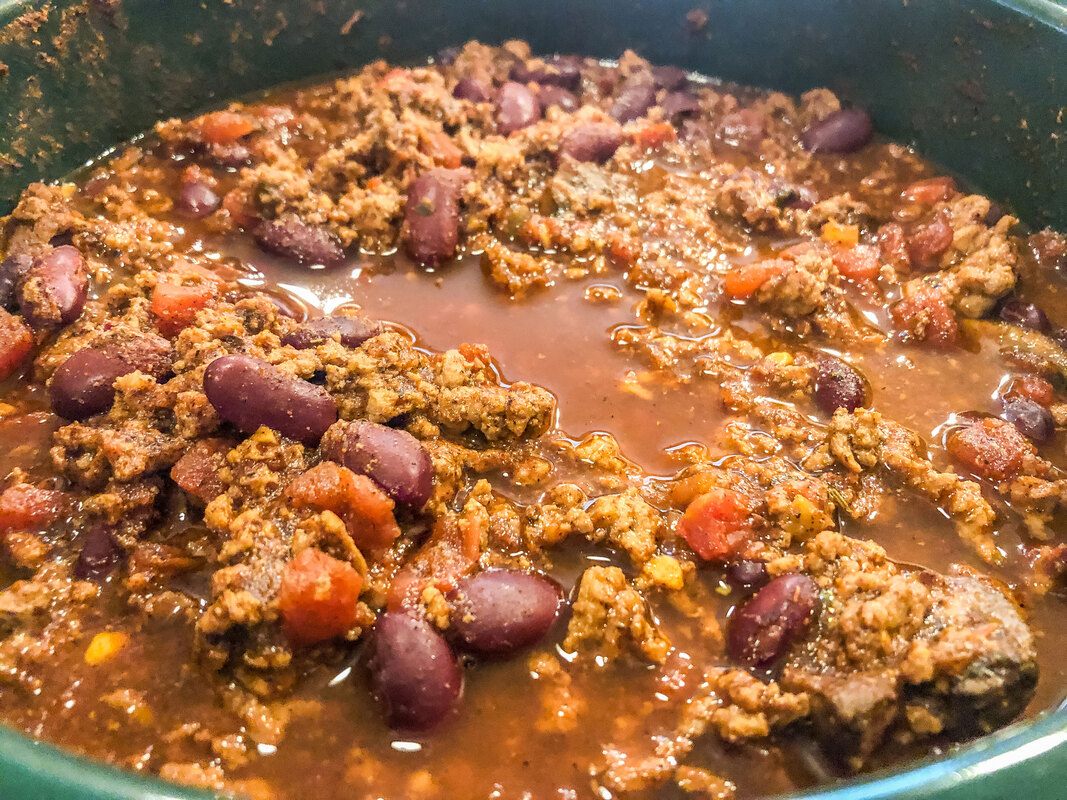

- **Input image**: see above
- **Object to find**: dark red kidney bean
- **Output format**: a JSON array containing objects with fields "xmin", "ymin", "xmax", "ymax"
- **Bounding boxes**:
[
  {"xmin": 905, "ymin": 209, "xmax": 954, "ymax": 270},
  {"xmin": 983, "ymin": 202, "xmax": 1007, "ymax": 227},
  {"xmin": 18, "ymin": 246, "xmax": 88, "ymax": 330},
  {"xmin": 281, "ymin": 314, "xmax": 381, "ymax": 350},
  {"xmin": 447, "ymin": 569, "xmax": 564, "ymax": 657},
  {"xmin": 610, "ymin": 78, "xmax": 656, "ymax": 123},
  {"xmin": 814, "ymin": 356, "xmax": 868, "ymax": 415},
  {"xmin": 537, "ymin": 85, "xmax": 578, "ymax": 114},
  {"xmin": 435, "ymin": 46, "xmax": 459, "ymax": 66},
  {"xmin": 177, "ymin": 180, "xmax": 220, "ymax": 218},
  {"xmin": 329, "ymin": 420, "xmax": 433, "ymax": 508},
  {"xmin": 651, "ymin": 64, "xmax": 688, "ymax": 91},
  {"xmin": 1002, "ymin": 395, "xmax": 1055, "ymax": 444},
  {"xmin": 98, "ymin": 333, "xmax": 174, "ymax": 380},
  {"xmin": 728, "ymin": 573, "xmax": 819, "ymax": 669},
  {"xmin": 254, "ymin": 214, "xmax": 345, "ymax": 267},
  {"xmin": 405, "ymin": 169, "xmax": 465, "ymax": 266},
  {"xmin": 49, "ymin": 349, "xmax": 131, "ymax": 420},
  {"xmin": 662, "ymin": 91, "xmax": 702, "ymax": 123},
  {"xmin": 800, "ymin": 107, "xmax": 873, "ymax": 154},
  {"xmin": 368, "ymin": 612, "xmax": 462, "ymax": 730},
  {"xmin": 452, "ymin": 76, "xmax": 491, "ymax": 102},
  {"xmin": 998, "ymin": 298, "xmax": 1050, "ymax": 332},
  {"xmin": 203, "ymin": 354, "xmax": 337, "ymax": 445},
  {"xmin": 558, "ymin": 122, "xmax": 623, "ymax": 164},
  {"xmin": 726, "ymin": 559, "xmax": 768, "ymax": 590},
  {"xmin": 73, "ymin": 525, "xmax": 124, "ymax": 582},
  {"xmin": 510, "ymin": 56, "xmax": 581, "ymax": 91},
  {"xmin": 1051, "ymin": 328, "xmax": 1067, "ymax": 351},
  {"xmin": 1030, "ymin": 229, "xmax": 1067, "ymax": 272},
  {"xmin": 0, "ymin": 253, "xmax": 32, "ymax": 311},
  {"xmin": 496, "ymin": 81, "xmax": 540, "ymax": 134}
]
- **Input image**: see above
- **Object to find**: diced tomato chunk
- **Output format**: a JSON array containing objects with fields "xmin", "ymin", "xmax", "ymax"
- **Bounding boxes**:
[
  {"xmin": 905, "ymin": 209, "xmax": 954, "ymax": 270},
  {"xmin": 0, "ymin": 309, "xmax": 33, "ymax": 380},
  {"xmin": 723, "ymin": 260, "xmax": 787, "ymax": 300},
  {"xmin": 891, "ymin": 284, "xmax": 958, "ymax": 347},
  {"xmin": 195, "ymin": 111, "xmax": 256, "ymax": 145},
  {"xmin": 419, "ymin": 129, "xmax": 464, "ymax": 169},
  {"xmin": 386, "ymin": 510, "xmax": 483, "ymax": 610},
  {"xmin": 278, "ymin": 548, "xmax": 363, "ymax": 646},
  {"xmin": 877, "ymin": 222, "xmax": 910, "ymax": 270},
  {"xmin": 150, "ymin": 283, "xmax": 216, "ymax": 337},
  {"xmin": 947, "ymin": 417, "xmax": 1034, "ymax": 481},
  {"xmin": 1007, "ymin": 375, "xmax": 1054, "ymax": 408},
  {"xmin": 170, "ymin": 438, "xmax": 233, "ymax": 503},
  {"xmin": 286, "ymin": 462, "xmax": 401, "ymax": 551},
  {"xmin": 0, "ymin": 485, "xmax": 68, "ymax": 532},
  {"xmin": 631, "ymin": 121, "xmax": 677, "ymax": 151},
  {"xmin": 676, "ymin": 488, "xmax": 755, "ymax": 562},
  {"xmin": 832, "ymin": 244, "xmax": 880, "ymax": 281},
  {"xmin": 222, "ymin": 188, "xmax": 258, "ymax": 229}
]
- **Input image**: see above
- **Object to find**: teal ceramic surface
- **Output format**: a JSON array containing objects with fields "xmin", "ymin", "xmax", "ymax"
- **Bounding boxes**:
[{"xmin": 0, "ymin": 0, "xmax": 1064, "ymax": 797}]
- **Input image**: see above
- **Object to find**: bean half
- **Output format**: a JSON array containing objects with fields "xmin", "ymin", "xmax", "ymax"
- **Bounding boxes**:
[
  {"xmin": 800, "ymin": 108, "xmax": 873, "ymax": 154},
  {"xmin": 203, "ymin": 354, "xmax": 337, "ymax": 445},
  {"xmin": 282, "ymin": 314, "xmax": 382, "ymax": 350}
]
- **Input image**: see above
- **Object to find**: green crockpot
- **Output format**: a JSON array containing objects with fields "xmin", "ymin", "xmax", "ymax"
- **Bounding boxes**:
[{"xmin": 0, "ymin": 0, "xmax": 1064, "ymax": 797}]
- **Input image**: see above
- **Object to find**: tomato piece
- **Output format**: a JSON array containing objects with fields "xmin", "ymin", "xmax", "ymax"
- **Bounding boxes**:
[
  {"xmin": 0, "ymin": 309, "xmax": 33, "ymax": 380},
  {"xmin": 631, "ymin": 121, "xmax": 677, "ymax": 151},
  {"xmin": 947, "ymin": 417, "xmax": 1033, "ymax": 481},
  {"xmin": 891, "ymin": 284, "xmax": 958, "ymax": 347},
  {"xmin": 419, "ymin": 129, "xmax": 464, "ymax": 169},
  {"xmin": 150, "ymin": 280, "xmax": 218, "ymax": 337},
  {"xmin": 723, "ymin": 260, "xmax": 787, "ymax": 300},
  {"xmin": 278, "ymin": 548, "xmax": 363, "ymax": 646},
  {"xmin": 0, "ymin": 485, "xmax": 68, "ymax": 532},
  {"xmin": 676, "ymin": 488, "xmax": 755, "ymax": 562},
  {"xmin": 170, "ymin": 438, "xmax": 233, "ymax": 503},
  {"xmin": 1007, "ymin": 376, "xmax": 1054, "ymax": 408},
  {"xmin": 877, "ymin": 222, "xmax": 910, "ymax": 270},
  {"xmin": 386, "ymin": 511, "xmax": 483, "ymax": 610},
  {"xmin": 222, "ymin": 188, "xmax": 258, "ymax": 229},
  {"xmin": 286, "ymin": 462, "xmax": 401, "ymax": 551},
  {"xmin": 832, "ymin": 244, "xmax": 880, "ymax": 281},
  {"xmin": 195, "ymin": 111, "xmax": 256, "ymax": 145}
]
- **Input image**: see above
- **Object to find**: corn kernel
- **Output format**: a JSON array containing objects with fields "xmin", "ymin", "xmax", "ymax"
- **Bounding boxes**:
[
  {"xmin": 764, "ymin": 351, "xmax": 794, "ymax": 367},
  {"xmin": 85, "ymin": 631, "xmax": 129, "ymax": 665},
  {"xmin": 820, "ymin": 220, "xmax": 860, "ymax": 246},
  {"xmin": 643, "ymin": 555, "xmax": 685, "ymax": 590}
]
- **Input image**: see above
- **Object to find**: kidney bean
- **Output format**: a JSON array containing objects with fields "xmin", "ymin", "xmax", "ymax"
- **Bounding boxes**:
[
  {"xmin": 326, "ymin": 419, "xmax": 432, "ymax": 508},
  {"xmin": 254, "ymin": 214, "xmax": 345, "ymax": 267},
  {"xmin": 510, "ymin": 56, "xmax": 582, "ymax": 91},
  {"xmin": 18, "ymin": 246, "xmax": 89, "ymax": 330},
  {"xmin": 1001, "ymin": 395, "xmax": 1055, "ymax": 445},
  {"xmin": 496, "ymin": 81, "xmax": 540, "ymax": 134},
  {"xmin": 725, "ymin": 559, "xmax": 769, "ymax": 590},
  {"xmin": 176, "ymin": 180, "xmax": 220, "ymax": 218},
  {"xmin": 73, "ymin": 524, "xmax": 124, "ymax": 582},
  {"xmin": 800, "ymin": 107, "xmax": 873, "ymax": 154},
  {"xmin": 662, "ymin": 91, "xmax": 702, "ymax": 123},
  {"xmin": 49, "ymin": 349, "xmax": 130, "ymax": 420},
  {"xmin": 435, "ymin": 46, "xmax": 459, "ymax": 66},
  {"xmin": 610, "ymin": 77, "xmax": 656, "ymax": 123},
  {"xmin": 448, "ymin": 569, "xmax": 563, "ymax": 657},
  {"xmin": 814, "ymin": 356, "xmax": 868, "ymax": 415},
  {"xmin": 282, "ymin": 314, "xmax": 381, "ymax": 350},
  {"xmin": 452, "ymin": 76, "xmax": 491, "ymax": 102},
  {"xmin": 728, "ymin": 573, "xmax": 819, "ymax": 668},
  {"xmin": 203, "ymin": 354, "xmax": 337, "ymax": 445},
  {"xmin": 405, "ymin": 168, "xmax": 465, "ymax": 266},
  {"xmin": 537, "ymin": 85, "xmax": 578, "ymax": 114},
  {"xmin": 0, "ymin": 253, "xmax": 32, "ymax": 311},
  {"xmin": 97, "ymin": 333, "xmax": 174, "ymax": 380},
  {"xmin": 368, "ymin": 612, "xmax": 463, "ymax": 730},
  {"xmin": 651, "ymin": 64, "xmax": 688, "ymax": 91},
  {"xmin": 906, "ymin": 209, "xmax": 954, "ymax": 270},
  {"xmin": 558, "ymin": 122, "xmax": 623, "ymax": 164},
  {"xmin": 998, "ymin": 298, "xmax": 1050, "ymax": 332}
]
